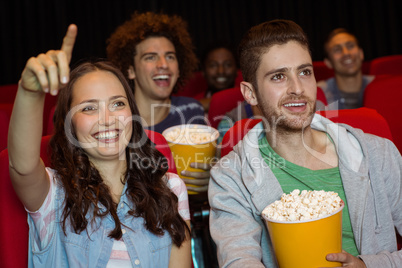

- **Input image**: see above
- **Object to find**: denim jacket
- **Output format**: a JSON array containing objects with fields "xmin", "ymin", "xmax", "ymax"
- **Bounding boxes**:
[{"xmin": 27, "ymin": 178, "xmax": 172, "ymax": 268}]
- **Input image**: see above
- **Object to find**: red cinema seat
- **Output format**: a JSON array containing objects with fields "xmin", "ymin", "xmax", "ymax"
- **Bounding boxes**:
[
  {"xmin": 220, "ymin": 118, "xmax": 262, "ymax": 158},
  {"xmin": 0, "ymin": 103, "xmax": 14, "ymax": 119},
  {"xmin": 369, "ymin": 55, "xmax": 402, "ymax": 76},
  {"xmin": 0, "ymin": 84, "xmax": 56, "ymax": 135},
  {"xmin": 144, "ymin": 129, "xmax": 177, "ymax": 174},
  {"xmin": 0, "ymin": 104, "xmax": 13, "ymax": 151},
  {"xmin": 175, "ymin": 71, "xmax": 208, "ymax": 100},
  {"xmin": 317, "ymin": 86, "xmax": 328, "ymax": 106},
  {"xmin": 313, "ymin": 61, "xmax": 334, "ymax": 82},
  {"xmin": 0, "ymin": 83, "xmax": 18, "ymax": 103},
  {"xmin": 316, "ymin": 108, "xmax": 393, "ymax": 141},
  {"xmin": 207, "ymin": 87, "xmax": 244, "ymax": 129},
  {"xmin": 313, "ymin": 61, "xmax": 371, "ymax": 82},
  {"xmin": 46, "ymin": 105, "xmax": 56, "ymax": 135},
  {"xmin": 43, "ymin": 95, "xmax": 58, "ymax": 135},
  {"xmin": 0, "ymin": 109, "xmax": 10, "ymax": 151},
  {"xmin": 364, "ymin": 74, "xmax": 402, "ymax": 153},
  {"xmin": 220, "ymin": 107, "xmax": 393, "ymax": 158},
  {"xmin": 0, "ymin": 135, "xmax": 52, "ymax": 268}
]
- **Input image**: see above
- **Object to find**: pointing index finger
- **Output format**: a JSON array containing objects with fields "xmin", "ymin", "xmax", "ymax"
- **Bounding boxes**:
[{"xmin": 61, "ymin": 24, "xmax": 77, "ymax": 63}]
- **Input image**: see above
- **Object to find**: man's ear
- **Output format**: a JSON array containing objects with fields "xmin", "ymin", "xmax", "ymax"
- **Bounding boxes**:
[
  {"xmin": 323, "ymin": 58, "xmax": 333, "ymax": 70},
  {"xmin": 127, "ymin": 65, "xmax": 135, "ymax": 80},
  {"xmin": 240, "ymin": 81, "xmax": 258, "ymax": 106}
]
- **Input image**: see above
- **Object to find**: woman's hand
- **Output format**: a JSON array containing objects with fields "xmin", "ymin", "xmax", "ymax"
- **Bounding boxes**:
[
  {"xmin": 20, "ymin": 24, "xmax": 77, "ymax": 95},
  {"xmin": 321, "ymin": 250, "xmax": 367, "ymax": 268}
]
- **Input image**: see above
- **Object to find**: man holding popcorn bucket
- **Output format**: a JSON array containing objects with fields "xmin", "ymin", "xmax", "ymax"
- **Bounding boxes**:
[{"xmin": 208, "ymin": 19, "xmax": 402, "ymax": 268}]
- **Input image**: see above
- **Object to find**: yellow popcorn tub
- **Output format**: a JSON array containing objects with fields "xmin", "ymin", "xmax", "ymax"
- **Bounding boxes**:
[
  {"xmin": 262, "ymin": 201, "xmax": 344, "ymax": 268},
  {"xmin": 162, "ymin": 124, "xmax": 219, "ymax": 195}
]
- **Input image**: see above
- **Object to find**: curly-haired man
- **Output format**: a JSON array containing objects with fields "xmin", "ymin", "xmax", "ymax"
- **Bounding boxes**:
[{"xmin": 107, "ymin": 11, "xmax": 205, "ymax": 133}]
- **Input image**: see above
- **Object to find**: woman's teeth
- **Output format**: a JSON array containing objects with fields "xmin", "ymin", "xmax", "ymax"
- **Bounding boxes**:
[{"xmin": 95, "ymin": 131, "xmax": 119, "ymax": 139}]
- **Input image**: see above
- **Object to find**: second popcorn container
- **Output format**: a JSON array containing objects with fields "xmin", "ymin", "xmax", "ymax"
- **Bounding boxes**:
[
  {"xmin": 262, "ymin": 191, "xmax": 344, "ymax": 268},
  {"xmin": 162, "ymin": 124, "xmax": 219, "ymax": 194}
]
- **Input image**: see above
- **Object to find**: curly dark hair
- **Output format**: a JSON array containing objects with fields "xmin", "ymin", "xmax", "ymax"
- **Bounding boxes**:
[
  {"xmin": 238, "ymin": 19, "xmax": 311, "ymax": 91},
  {"xmin": 106, "ymin": 11, "xmax": 198, "ymax": 94},
  {"xmin": 50, "ymin": 60, "xmax": 189, "ymax": 246}
]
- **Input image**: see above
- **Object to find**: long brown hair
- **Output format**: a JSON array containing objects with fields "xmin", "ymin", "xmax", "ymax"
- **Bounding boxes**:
[{"xmin": 49, "ymin": 60, "xmax": 188, "ymax": 246}]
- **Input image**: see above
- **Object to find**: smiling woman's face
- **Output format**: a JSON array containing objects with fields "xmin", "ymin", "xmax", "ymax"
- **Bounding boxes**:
[{"xmin": 70, "ymin": 70, "xmax": 133, "ymax": 162}]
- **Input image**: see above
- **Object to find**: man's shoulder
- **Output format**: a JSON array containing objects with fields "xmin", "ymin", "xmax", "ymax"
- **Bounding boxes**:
[
  {"xmin": 363, "ymin": 74, "xmax": 376, "ymax": 84},
  {"xmin": 335, "ymin": 122, "xmax": 396, "ymax": 158},
  {"xmin": 317, "ymin": 77, "xmax": 336, "ymax": 92},
  {"xmin": 316, "ymin": 79, "xmax": 328, "ymax": 89}
]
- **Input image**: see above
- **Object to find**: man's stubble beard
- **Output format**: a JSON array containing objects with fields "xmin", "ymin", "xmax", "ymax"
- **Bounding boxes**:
[{"xmin": 256, "ymin": 94, "xmax": 316, "ymax": 135}]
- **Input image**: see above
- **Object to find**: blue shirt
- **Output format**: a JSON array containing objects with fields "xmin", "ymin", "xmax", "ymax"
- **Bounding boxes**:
[
  {"xmin": 146, "ymin": 96, "xmax": 206, "ymax": 134},
  {"xmin": 321, "ymin": 75, "xmax": 375, "ymax": 110}
]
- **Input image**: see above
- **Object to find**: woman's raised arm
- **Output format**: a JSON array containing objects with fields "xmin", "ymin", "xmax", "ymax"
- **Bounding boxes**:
[{"xmin": 8, "ymin": 24, "xmax": 77, "ymax": 211}]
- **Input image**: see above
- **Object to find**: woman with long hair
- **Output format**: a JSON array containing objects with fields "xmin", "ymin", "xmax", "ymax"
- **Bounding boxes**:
[{"xmin": 8, "ymin": 24, "xmax": 191, "ymax": 267}]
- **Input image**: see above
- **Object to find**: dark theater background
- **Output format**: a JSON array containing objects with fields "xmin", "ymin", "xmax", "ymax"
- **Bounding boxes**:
[{"xmin": 1, "ymin": 0, "xmax": 401, "ymax": 85}]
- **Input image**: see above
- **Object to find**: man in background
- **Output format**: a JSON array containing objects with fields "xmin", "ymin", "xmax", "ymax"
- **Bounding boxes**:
[
  {"xmin": 209, "ymin": 19, "xmax": 402, "ymax": 267},
  {"xmin": 318, "ymin": 28, "xmax": 374, "ymax": 109},
  {"xmin": 199, "ymin": 44, "xmax": 238, "ymax": 112},
  {"xmin": 107, "ymin": 11, "xmax": 205, "ymax": 134},
  {"xmin": 107, "ymin": 12, "xmax": 216, "ymax": 267}
]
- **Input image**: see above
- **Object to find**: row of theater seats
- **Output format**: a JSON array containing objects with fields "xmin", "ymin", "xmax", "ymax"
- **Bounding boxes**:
[
  {"xmin": 220, "ymin": 108, "xmax": 394, "ymax": 157},
  {"xmin": 1, "ymin": 106, "xmax": 400, "ymax": 267},
  {"xmin": 175, "ymin": 55, "xmax": 402, "ymax": 155},
  {"xmin": 363, "ymin": 74, "xmax": 402, "ymax": 154},
  {"xmin": 1, "ymin": 77, "xmax": 402, "ymax": 155},
  {"xmin": 174, "ymin": 54, "xmax": 402, "ymax": 100},
  {"xmin": 206, "ymin": 74, "xmax": 402, "ymax": 154},
  {"xmin": 0, "ymin": 54, "xmax": 401, "ymax": 151}
]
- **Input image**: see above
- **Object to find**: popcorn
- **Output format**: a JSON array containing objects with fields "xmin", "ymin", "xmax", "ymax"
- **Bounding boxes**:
[
  {"xmin": 262, "ymin": 190, "xmax": 342, "ymax": 222},
  {"xmin": 163, "ymin": 125, "xmax": 217, "ymax": 145}
]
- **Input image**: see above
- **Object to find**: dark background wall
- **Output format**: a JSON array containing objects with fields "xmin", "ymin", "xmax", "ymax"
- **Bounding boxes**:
[{"xmin": 1, "ymin": 0, "xmax": 401, "ymax": 85}]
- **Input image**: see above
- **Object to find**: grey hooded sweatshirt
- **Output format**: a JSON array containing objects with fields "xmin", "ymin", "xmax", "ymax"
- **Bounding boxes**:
[{"xmin": 209, "ymin": 114, "xmax": 402, "ymax": 268}]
